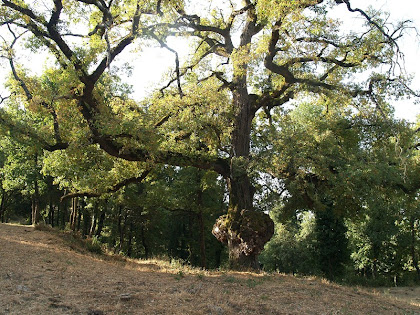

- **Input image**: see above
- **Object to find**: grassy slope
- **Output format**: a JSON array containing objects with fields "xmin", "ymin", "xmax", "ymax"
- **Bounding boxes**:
[{"xmin": 0, "ymin": 223, "xmax": 419, "ymax": 315}]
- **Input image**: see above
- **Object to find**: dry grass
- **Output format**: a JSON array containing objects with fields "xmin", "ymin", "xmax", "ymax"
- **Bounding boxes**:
[{"xmin": 0, "ymin": 223, "xmax": 419, "ymax": 315}]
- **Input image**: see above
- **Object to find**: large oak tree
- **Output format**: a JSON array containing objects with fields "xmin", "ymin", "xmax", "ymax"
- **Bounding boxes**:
[{"xmin": 0, "ymin": 0, "xmax": 415, "ymax": 268}]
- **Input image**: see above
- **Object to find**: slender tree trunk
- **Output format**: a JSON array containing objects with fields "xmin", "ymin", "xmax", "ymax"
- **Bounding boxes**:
[
  {"xmin": 96, "ymin": 210, "xmax": 105, "ymax": 237},
  {"xmin": 141, "ymin": 224, "xmax": 149, "ymax": 259},
  {"xmin": 56, "ymin": 202, "xmax": 60, "ymax": 228},
  {"xmin": 409, "ymin": 216, "xmax": 420, "ymax": 280},
  {"xmin": 120, "ymin": 211, "xmax": 128, "ymax": 252},
  {"xmin": 198, "ymin": 211, "xmax": 207, "ymax": 269},
  {"xmin": 0, "ymin": 189, "xmax": 6, "ymax": 223},
  {"xmin": 49, "ymin": 194, "xmax": 54, "ymax": 227},
  {"xmin": 315, "ymin": 205, "xmax": 348, "ymax": 280},
  {"xmin": 90, "ymin": 215, "xmax": 97, "ymax": 237},
  {"xmin": 127, "ymin": 221, "xmax": 133, "ymax": 257},
  {"xmin": 76, "ymin": 198, "xmax": 83, "ymax": 232},
  {"xmin": 60, "ymin": 198, "xmax": 67, "ymax": 230},
  {"xmin": 114, "ymin": 206, "xmax": 123, "ymax": 253},
  {"xmin": 70, "ymin": 197, "xmax": 78, "ymax": 231},
  {"xmin": 31, "ymin": 154, "xmax": 41, "ymax": 225},
  {"xmin": 195, "ymin": 172, "xmax": 207, "ymax": 268},
  {"xmin": 187, "ymin": 214, "xmax": 193, "ymax": 262},
  {"xmin": 31, "ymin": 179, "xmax": 41, "ymax": 225},
  {"xmin": 372, "ymin": 244, "xmax": 379, "ymax": 280},
  {"xmin": 82, "ymin": 199, "xmax": 90, "ymax": 238},
  {"xmin": 90, "ymin": 201, "xmax": 98, "ymax": 237}
]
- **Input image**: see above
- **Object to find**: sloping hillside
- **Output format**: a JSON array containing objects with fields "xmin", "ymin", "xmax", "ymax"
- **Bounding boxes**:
[{"xmin": 0, "ymin": 223, "xmax": 418, "ymax": 315}]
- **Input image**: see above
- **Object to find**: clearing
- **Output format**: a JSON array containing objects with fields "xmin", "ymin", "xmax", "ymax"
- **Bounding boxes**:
[{"xmin": 0, "ymin": 223, "xmax": 419, "ymax": 314}]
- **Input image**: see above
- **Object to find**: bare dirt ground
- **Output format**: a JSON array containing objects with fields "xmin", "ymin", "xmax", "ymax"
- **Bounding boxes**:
[{"xmin": 0, "ymin": 223, "xmax": 419, "ymax": 315}]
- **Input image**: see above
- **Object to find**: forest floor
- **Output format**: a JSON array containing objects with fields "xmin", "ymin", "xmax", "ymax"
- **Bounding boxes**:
[{"xmin": 0, "ymin": 223, "xmax": 419, "ymax": 315}]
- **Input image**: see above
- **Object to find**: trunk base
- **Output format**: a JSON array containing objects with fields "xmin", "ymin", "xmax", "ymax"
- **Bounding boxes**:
[
  {"xmin": 213, "ymin": 209, "xmax": 274, "ymax": 270},
  {"xmin": 228, "ymin": 240, "xmax": 260, "ymax": 270}
]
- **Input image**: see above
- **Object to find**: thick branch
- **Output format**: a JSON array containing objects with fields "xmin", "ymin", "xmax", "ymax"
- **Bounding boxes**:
[
  {"xmin": 60, "ymin": 169, "xmax": 151, "ymax": 201},
  {"xmin": 265, "ymin": 22, "xmax": 296, "ymax": 84},
  {"xmin": 284, "ymin": 56, "xmax": 359, "ymax": 68},
  {"xmin": 45, "ymin": 20, "xmax": 87, "ymax": 79},
  {"xmin": 92, "ymin": 133, "xmax": 229, "ymax": 176},
  {"xmin": 48, "ymin": 0, "xmax": 63, "ymax": 29},
  {"xmin": 174, "ymin": 9, "xmax": 234, "ymax": 54},
  {"xmin": 89, "ymin": 2, "xmax": 141, "ymax": 83},
  {"xmin": 1, "ymin": 0, "xmax": 47, "ymax": 25},
  {"xmin": 258, "ymin": 90, "xmax": 295, "ymax": 115}
]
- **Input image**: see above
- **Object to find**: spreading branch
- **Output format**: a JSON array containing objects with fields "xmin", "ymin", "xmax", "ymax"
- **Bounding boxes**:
[{"xmin": 60, "ymin": 169, "xmax": 152, "ymax": 201}]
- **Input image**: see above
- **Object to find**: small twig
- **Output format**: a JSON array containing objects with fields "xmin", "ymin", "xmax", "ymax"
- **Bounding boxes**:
[
  {"xmin": 0, "ymin": 93, "xmax": 12, "ymax": 105},
  {"xmin": 149, "ymin": 33, "xmax": 184, "ymax": 97}
]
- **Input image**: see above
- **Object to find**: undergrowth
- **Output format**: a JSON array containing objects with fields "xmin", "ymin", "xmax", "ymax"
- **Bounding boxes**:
[{"xmin": 35, "ymin": 223, "xmax": 103, "ymax": 255}]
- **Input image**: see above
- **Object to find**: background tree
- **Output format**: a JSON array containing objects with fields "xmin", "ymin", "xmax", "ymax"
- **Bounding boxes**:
[
  {"xmin": 260, "ymin": 210, "xmax": 319, "ymax": 275},
  {"xmin": 256, "ymin": 98, "xmax": 419, "ymax": 282},
  {"xmin": 0, "ymin": 136, "xmax": 44, "ymax": 224}
]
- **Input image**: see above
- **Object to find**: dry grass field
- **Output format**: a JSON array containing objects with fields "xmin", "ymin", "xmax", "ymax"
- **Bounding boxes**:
[{"xmin": 0, "ymin": 223, "xmax": 419, "ymax": 314}]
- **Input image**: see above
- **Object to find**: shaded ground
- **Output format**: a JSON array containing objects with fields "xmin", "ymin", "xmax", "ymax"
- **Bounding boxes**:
[
  {"xmin": 0, "ymin": 223, "xmax": 419, "ymax": 315},
  {"xmin": 369, "ymin": 286, "xmax": 420, "ymax": 307}
]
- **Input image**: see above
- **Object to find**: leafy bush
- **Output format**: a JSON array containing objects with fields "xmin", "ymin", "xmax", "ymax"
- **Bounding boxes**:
[
  {"xmin": 260, "ymin": 212, "xmax": 319, "ymax": 275},
  {"xmin": 85, "ymin": 236, "xmax": 103, "ymax": 255}
]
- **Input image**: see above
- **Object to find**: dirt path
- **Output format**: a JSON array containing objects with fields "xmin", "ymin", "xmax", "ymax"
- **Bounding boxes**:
[{"xmin": 0, "ymin": 223, "xmax": 419, "ymax": 314}]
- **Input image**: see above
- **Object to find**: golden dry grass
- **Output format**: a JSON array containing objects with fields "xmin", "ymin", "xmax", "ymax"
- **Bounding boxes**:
[{"xmin": 0, "ymin": 223, "xmax": 419, "ymax": 315}]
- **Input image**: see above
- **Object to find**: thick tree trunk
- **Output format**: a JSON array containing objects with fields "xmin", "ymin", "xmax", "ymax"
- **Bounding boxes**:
[{"xmin": 212, "ymin": 83, "xmax": 274, "ymax": 270}]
